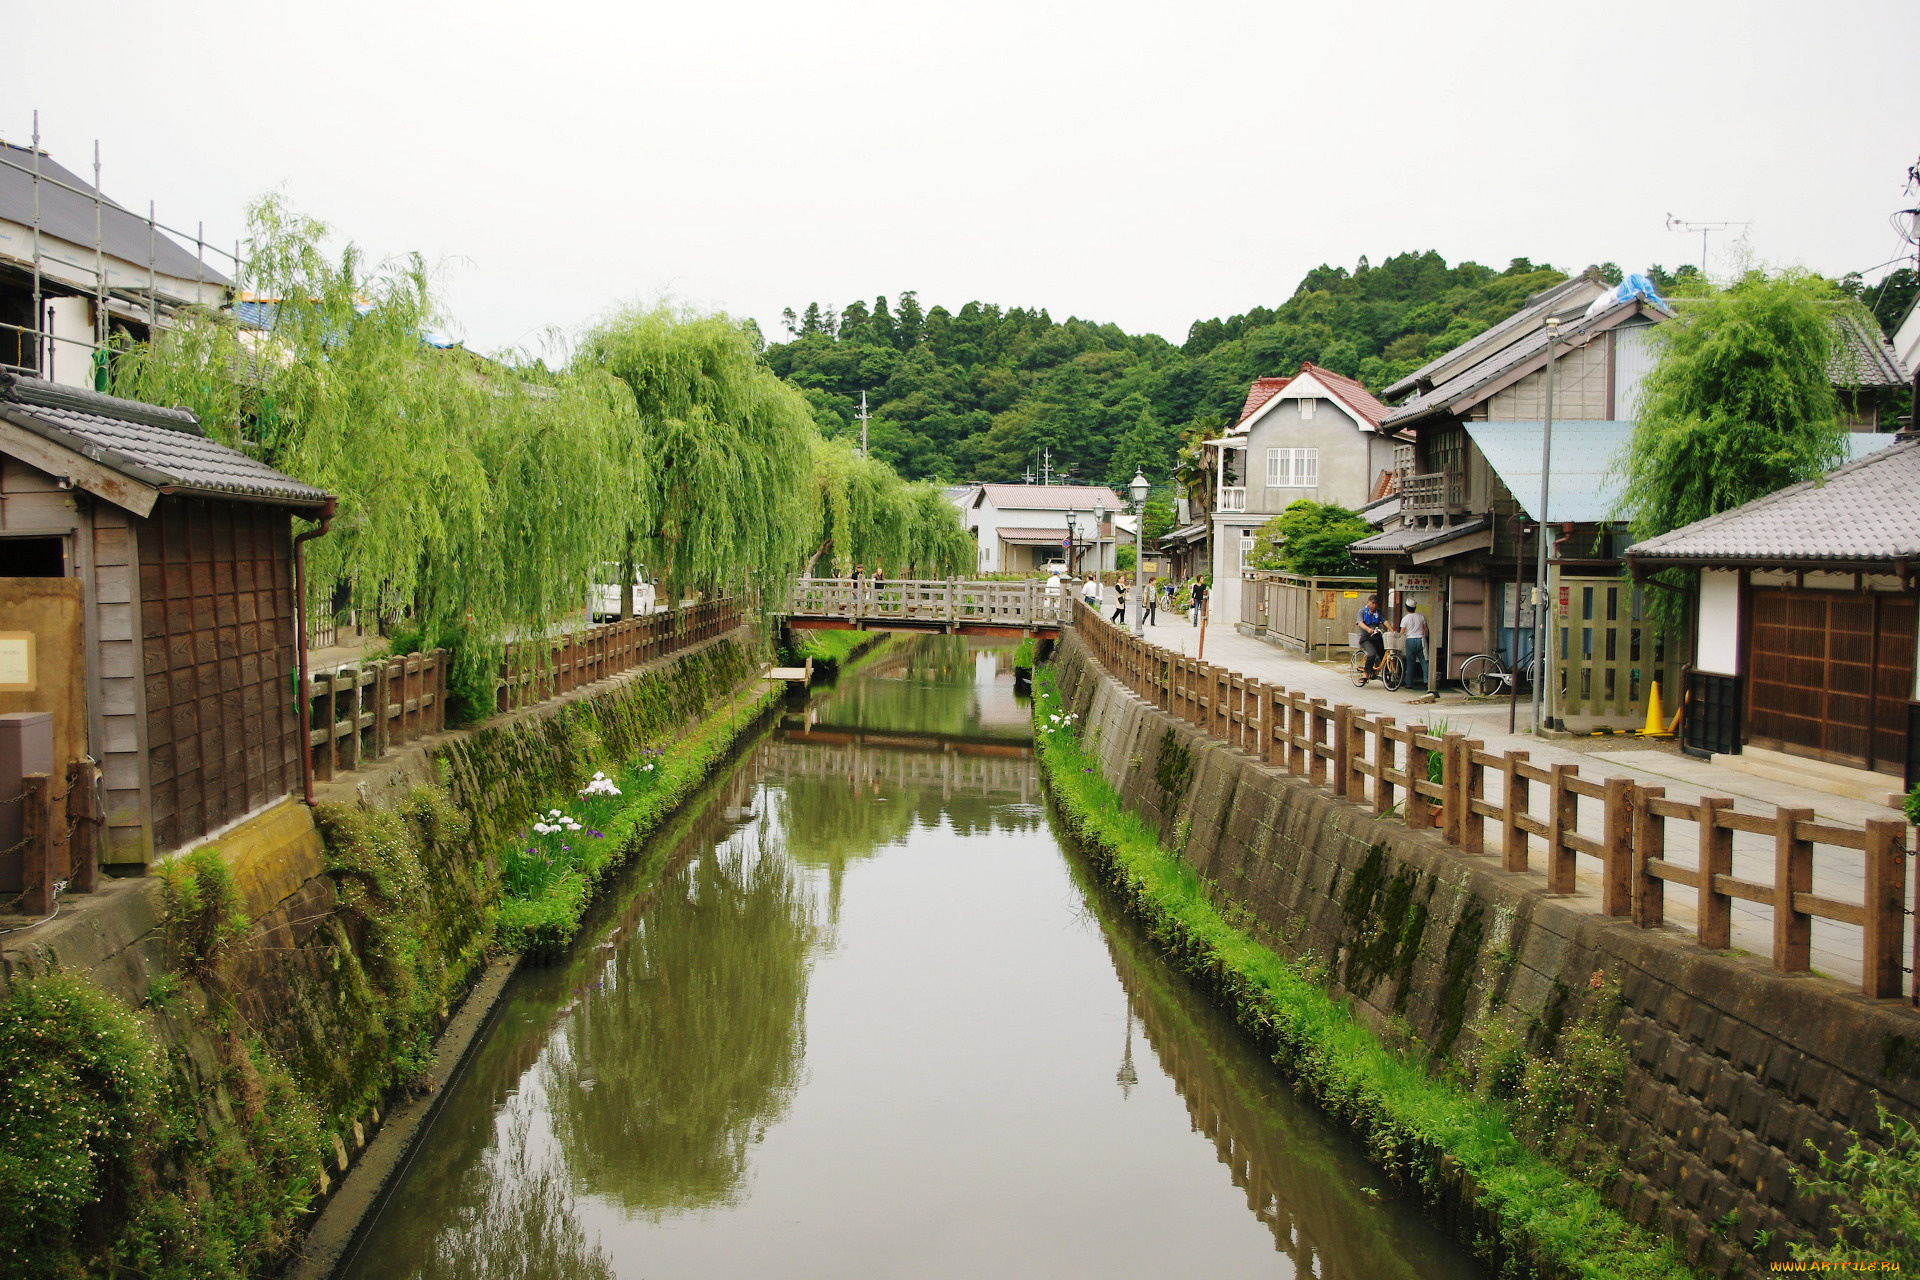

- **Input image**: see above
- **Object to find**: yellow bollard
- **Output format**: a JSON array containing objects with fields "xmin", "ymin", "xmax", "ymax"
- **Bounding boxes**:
[{"xmin": 1641, "ymin": 681, "xmax": 1668, "ymax": 736}]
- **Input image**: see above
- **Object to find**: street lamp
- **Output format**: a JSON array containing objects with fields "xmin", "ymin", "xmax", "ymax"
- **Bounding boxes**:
[{"xmin": 1129, "ymin": 469, "xmax": 1150, "ymax": 636}]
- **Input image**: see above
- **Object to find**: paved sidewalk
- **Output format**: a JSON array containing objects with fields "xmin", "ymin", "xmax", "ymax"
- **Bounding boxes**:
[{"xmin": 1126, "ymin": 610, "xmax": 1914, "ymax": 995}]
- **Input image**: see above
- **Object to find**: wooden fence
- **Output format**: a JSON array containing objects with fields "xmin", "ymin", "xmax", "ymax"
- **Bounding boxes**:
[
  {"xmin": 306, "ymin": 599, "xmax": 743, "ymax": 782},
  {"xmin": 6, "ymin": 762, "xmax": 102, "ymax": 916},
  {"xmin": 1072, "ymin": 601, "xmax": 1916, "ymax": 1002},
  {"xmin": 786, "ymin": 578, "xmax": 1067, "ymax": 629},
  {"xmin": 1239, "ymin": 571, "xmax": 1374, "ymax": 655}
]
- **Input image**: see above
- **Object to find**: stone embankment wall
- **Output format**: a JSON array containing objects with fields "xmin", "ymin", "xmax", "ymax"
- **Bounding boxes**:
[
  {"xmin": 0, "ymin": 626, "xmax": 770, "ymax": 1274},
  {"xmin": 1052, "ymin": 631, "xmax": 1920, "ymax": 1278}
]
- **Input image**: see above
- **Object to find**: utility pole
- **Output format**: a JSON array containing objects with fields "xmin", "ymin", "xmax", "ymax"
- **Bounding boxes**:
[
  {"xmin": 1042, "ymin": 446, "xmax": 1052, "ymax": 486},
  {"xmin": 854, "ymin": 390, "xmax": 869, "ymax": 457},
  {"xmin": 1531, "ymin": 318, "xmax": 1559, "ymax": 736}
]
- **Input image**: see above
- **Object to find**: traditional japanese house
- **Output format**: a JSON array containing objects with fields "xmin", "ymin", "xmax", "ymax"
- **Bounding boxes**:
[
  {"xmin": 1626, "ymin": 435, "xmax": 1919, "ymax": 801},
  {"xmin": 1352, "ymin": 274, "xmax": 1909, "ymax": 731},
  {"xmin": 0, "ymin": 373, "xmax": 331, "ymax": 868}
]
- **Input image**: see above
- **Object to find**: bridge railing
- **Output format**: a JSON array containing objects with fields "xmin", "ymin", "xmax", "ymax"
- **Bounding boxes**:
[
  {"xmin": 1069, "ymin": 600, "xmax": 1916, "ymax": 1003},
  {"xmin": 786, "ymin": 578, "xmax": 1069, "ymax": 627}
]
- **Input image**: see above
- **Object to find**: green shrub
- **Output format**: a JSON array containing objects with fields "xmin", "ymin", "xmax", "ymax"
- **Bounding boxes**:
[
  {"xmin": 1903, "ymin": 782, "xmax": 1919, "ymax": 827},
  {"xmin": 157, "ymin": 846, "xmax": 250, "ymax": 979},
  {"xmin": 1792, "ymin": 1105, "xmax": 1920, "ymax": 1271}
]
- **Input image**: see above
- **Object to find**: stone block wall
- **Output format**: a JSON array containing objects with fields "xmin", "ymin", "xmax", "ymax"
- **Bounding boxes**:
[{"xmin": 1052, "ymin": 632, "xmax": 1920, "ymax": 1277}]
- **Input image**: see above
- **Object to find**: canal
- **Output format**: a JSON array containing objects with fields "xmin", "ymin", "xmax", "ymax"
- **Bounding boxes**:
[{"xmin": 341, "ymin": 637, "xmax": 1486, "ymax": 1279}]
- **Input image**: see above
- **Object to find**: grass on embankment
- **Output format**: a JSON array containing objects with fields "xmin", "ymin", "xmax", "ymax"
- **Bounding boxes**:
[
  {"xmin": 495, "ymin": 682, "xmax": 781, "ymax": 954},
  {"xmin": 1030, "ymin": 672, "xmax": 1693, "ymax": 1280},
  {"xmin": 788, "ymin": 627, "xmax": 888, "ymax": 675}
]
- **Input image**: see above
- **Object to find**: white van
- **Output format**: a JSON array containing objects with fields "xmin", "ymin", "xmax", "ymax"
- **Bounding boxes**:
[{"xmin": 590, "ymin": 565, "xmax": 658, "ymax": 622}]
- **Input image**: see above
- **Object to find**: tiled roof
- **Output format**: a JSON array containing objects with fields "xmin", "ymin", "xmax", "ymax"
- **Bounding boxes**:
[
  {"xmin": 1298, "ymin": 362, "xmax": 1391, "ymax": 427},
  {"xmin": 1236, "ymin": 376, "xmax": 1292, "ymax": 424},
  {"xmin": 1350, "ymin": 516, "xmax": 1490, "ymax": 557},
  {"xmin": 1382, "ymin": 277, "xmax": 1605, "ymax": 401},
  {"xmin": 0, "ymin": 374, "xmax": 332, "ymax": 509},
  {"xmin": 1625, "ymin": 436, "xmax": 1920, "ymax": 566},
  {"xmin": 977, "ymin": 483, "xmax": 1127, "ymax": 512},
  {"xmin": 1384, "ymin": 299, "xmax": 1638, "ymax": 427},
  {"xmin": 0, "ymin": 142, "xmax": 231, "ymax": 286},
  {"xmin": 1828, "ymin": 311, "xmax": 1909, "ymax": 387}
]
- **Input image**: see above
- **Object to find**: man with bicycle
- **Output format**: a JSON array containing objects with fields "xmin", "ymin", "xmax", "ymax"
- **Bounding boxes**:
[{"xmin": 1358, "ymin": 594, "xmax": 1385, "ymax": 679}]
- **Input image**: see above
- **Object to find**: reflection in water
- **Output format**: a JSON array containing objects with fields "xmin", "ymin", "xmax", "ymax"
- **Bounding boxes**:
[
  {"xmin": 1087, "ymin": 872, "xmax": 1475, "ymax": 1280},
  {"xmin": 344, "ymin": 636, "xmax": 1484, "ymax": 1280},
  {"xmin": 550, "ymin": 831, "xmax": 819, "ymax": 1216}
]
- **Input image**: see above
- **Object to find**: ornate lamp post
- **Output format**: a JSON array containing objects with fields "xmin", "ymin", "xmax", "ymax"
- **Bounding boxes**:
[{"xmin": 1130, "ymin": 469, "xmax": 1150, "ymax": 636}]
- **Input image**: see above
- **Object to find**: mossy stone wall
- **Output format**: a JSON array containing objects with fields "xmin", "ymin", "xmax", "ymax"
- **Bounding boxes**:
[{"xmin": 1051, "ymin": 630, "xmax": 1920, "ymax": 1279}]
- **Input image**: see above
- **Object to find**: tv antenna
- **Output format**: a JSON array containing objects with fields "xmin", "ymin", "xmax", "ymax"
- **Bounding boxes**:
[{"xmin": 1665, "ymin": 214, "xmax": 1751, "ymax": 276}]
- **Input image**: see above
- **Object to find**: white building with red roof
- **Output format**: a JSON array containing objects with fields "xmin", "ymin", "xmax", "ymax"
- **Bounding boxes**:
[
  {"xmin": 960, "ymin": 483, "xmax": 1127, "ymax": 575},
  {"xmin": 1199, "ymin": 362, "xmax": 1397, "ymax": 623}
]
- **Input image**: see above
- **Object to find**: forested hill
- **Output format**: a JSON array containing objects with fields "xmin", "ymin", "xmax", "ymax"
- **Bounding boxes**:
[{"xmin": 763, "ymin": 251, "xmax": 1580, "ymax": 486}]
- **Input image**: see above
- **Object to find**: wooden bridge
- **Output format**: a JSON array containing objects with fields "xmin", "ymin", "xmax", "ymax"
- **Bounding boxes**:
[{"xmin": 781, "ymin": 578, "xmax": 1069, "ymax": 637}]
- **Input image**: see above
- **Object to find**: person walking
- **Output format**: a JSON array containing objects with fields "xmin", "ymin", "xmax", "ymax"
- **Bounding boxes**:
[
  {"xmin": 1357, "ymin": 594, "xmax": 1385, "ymax": 679},
  {"xmin": 1143, "ymin": 577, "xmax": 1158, "ymax": 625},
  {"xmin": 1111, "ymin": 579, "xmax": 1128, "ymax": 624},
  {"xmin": 1189, "ymin": 577, "xmax": 1208, "ymax": 627},
  {"xmin": 1400, "ymin": 600, "xmax": 1430, "ymax": 689},
  {"xmin": 1081, "ymin": 574, "xmax": 1102, "ymax": 611}
]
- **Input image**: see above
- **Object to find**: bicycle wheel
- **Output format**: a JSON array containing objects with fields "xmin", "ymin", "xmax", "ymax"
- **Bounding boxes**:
[
  {"xmin": 1382, "ymin": 651, "xmax": 1406, "ymax": 691},
  {"xmin": 1459, "ymin": 653, "xmax": 1504, "ymax": 698},
  {"xmin": 1350, "ymin": 647, "xmax": 1372, "ymax": 686}
]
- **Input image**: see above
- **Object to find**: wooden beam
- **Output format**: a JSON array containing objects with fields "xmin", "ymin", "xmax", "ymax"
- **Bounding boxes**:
[{"xmin": 0, "ymin": 418, "xmax": 159, "ymax": 517}]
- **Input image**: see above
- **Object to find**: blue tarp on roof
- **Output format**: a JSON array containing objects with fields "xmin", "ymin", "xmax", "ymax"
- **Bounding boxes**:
[{"xmin": 1464, "ymin": 422, "xmax": 1900, "ymax": 523}]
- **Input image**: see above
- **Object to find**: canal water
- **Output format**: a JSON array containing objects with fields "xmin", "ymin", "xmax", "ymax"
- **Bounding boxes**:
[{"xmin": 341, "ymin": 637, "xmax": 1485, "ymax": 1280}]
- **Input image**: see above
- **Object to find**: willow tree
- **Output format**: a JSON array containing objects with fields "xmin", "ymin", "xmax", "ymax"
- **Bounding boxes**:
[
  {"xmin": 807, "ymin": 439, "xmax": 972, "ymax": 578},
  {"xmin": 111, "ymin": 196, "xmax": 645, "ymax": 703},
  {"xmin": 1615, "ymin": 268, "xmax": 1864, "ymax": 626},
  {"xmin": 576, "ymin": 307, "xmax": 819, "ymax": 602}
]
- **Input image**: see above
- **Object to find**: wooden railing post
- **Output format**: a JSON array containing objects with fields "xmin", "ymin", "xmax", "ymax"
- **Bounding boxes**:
[
  {"xmin": 1308, "ymin": 699, "xmax": 1329, "ymax": 786},
  {"xmin": 1601, "ymin": 775, "xmax": 1632, "ymax": 916},
  {"xmin": 374, "ymin": 660, "xmax": 393, "ymax": 757},
  {"xmin": 1861, "ymin": 819, "xmax": 1905, "ymax": 998},
  {"xmin": 1405, "ymin": 725, "xmax": 1430, "ymax": 827},
  {"xmin": 1371, "ymin": 716, "xmax": 1394, "ymax": 816},
  {"xmin": 1333, "ymin": 704, "xmax": 1354, "ymax": 800},
  {"xmin": 19, "ymin": 773, "xmax": 53, "ymax": 916},
  {"xmin": 66, "ymin": 760, "xmax": 97, "ymax": 894},
  {"xmin": 1630, "ymin": 785, "xmax": 1665, "ymax": 927},
  {"xmin": 1773, "ymin": 806, "xmax": 1814, "ymax": 973},
  {"xmin": 1461, "ymin": 739, "xmax": 1486, "ymax": 855},
  {"xmin": 1697, "ymin": 796, "xmax": 1733, "ymax": 950},
  {"xmin": 1501, "ymin": 751, "xmax": 1530, "ymax": 873},
  {"xmin": 1440, "ymin": 733, "xmax": 1465, "ymax": 845},
  {"xmin": 1546, "ymin": 763, "xmax": 1578, "ymax": 893}
]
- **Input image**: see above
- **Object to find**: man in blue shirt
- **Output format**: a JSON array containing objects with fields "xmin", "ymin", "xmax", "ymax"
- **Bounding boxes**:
[{"xmin": 1358, "ymin": 594, "xmax": 1385, "ymax": 678}]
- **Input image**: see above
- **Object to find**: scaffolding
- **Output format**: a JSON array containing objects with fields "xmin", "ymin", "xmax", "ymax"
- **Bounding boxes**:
[{"xmin": 0, "ymin": 109, "xmax": 243, "ymax": 384}]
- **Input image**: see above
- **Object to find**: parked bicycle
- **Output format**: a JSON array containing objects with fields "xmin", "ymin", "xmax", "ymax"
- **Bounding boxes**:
[
  {"xmin": 1350, "ymin": 642, "xmax": 1407, "ymax": 690},
  {"xmin": 1458, "ymin": 643, "xmax": 1538, "ymax": 699}
]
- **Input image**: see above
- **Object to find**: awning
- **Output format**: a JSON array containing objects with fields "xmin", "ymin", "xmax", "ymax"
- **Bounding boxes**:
[
  {"xmin": 1351, "ymin": 517, "xmax": 1490, "ymax": 561},
  {"xmin": 1158, "ymin": 522, "xmax": 1208, "ymax": 547},
  {"xmin": 997, "ymin": 526, "xmax": 1075, "ymax": 548}
]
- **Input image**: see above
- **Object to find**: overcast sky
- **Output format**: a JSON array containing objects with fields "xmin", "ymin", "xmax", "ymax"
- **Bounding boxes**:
[{"xmin": 10, "ymin": 0, "xmax": 1919, "ymax": 356}]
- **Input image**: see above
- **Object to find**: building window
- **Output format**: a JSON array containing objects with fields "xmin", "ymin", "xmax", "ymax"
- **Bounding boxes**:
[
  {"xmin": 1298, "ymin": 396, "xmax": 1317, "ymax": 419},
  {"xmin": 1239, "ymin": 534, "xmax": 1255, "ymax": 571},
  {"xmin": 1266, "ymin": 447, "xmax": 1319, "ymax": 487}
]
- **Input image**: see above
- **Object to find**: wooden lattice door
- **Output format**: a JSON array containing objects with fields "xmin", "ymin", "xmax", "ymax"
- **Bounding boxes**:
[{"xmin": 1747, "ymin": 588, "xmax": 1915, "ymax": 776}]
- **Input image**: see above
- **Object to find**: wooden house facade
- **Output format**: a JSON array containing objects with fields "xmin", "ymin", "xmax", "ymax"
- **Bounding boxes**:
[{"xmin": 0, "ymin": 373, "xmax": 330, "ymax": 866}]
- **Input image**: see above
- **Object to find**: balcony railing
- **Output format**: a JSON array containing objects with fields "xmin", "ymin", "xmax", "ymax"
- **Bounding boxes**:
[
  {"xmin": 1218, "ymin": 486, "xmax": 1246, "ymax": 512},
  {"xmin": 1400, "ymin": 471, "xmax": 1464, "ymax": 515}
]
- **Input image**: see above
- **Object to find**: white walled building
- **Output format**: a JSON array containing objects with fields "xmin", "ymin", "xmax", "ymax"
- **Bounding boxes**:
[
  {"xmin": 959, "ymin": 483, "xmax": 1126, "ymax": 575},
  {"xmin": 1200, "ymin": 363, "xmax": 1393, "ymax": 626}
]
